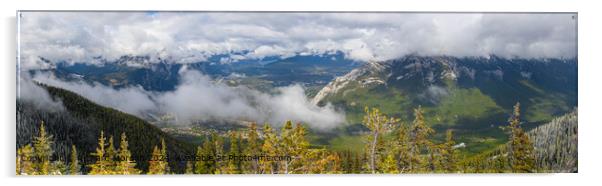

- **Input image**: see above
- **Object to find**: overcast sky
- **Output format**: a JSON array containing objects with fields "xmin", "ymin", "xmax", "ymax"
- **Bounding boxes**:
[{"xmin": 19, "ymin": 12, "xmax": 577, "ymax": 69}]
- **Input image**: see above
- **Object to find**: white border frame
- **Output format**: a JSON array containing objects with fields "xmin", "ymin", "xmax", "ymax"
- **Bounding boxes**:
[{"xmin": 3, "ymin": 0, "xmax": 600, "ymax": 186}]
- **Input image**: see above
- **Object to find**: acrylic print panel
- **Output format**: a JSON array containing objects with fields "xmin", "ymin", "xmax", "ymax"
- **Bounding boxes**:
[{"xmin": 16, "ymin": 11, "xmax": 577, "ymax": 175}]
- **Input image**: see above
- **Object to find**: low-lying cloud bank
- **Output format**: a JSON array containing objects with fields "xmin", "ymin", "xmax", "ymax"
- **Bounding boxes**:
[
  {"xmin": 19, "ymin": 12, "xmax": 577, "ymax": 69},
  {"xmin": 26, "ymin": 70, "xmax": 345, "ymax": 130},
  {"xmin": 18, "ymin": 74, "xmax": 65, "ymax": 112}
]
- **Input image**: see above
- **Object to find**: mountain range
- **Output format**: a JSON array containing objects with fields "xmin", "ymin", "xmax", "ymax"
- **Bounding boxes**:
[
  {"xmin": 37, "ymin": 52, "xmax": 360, "ymax": 93},
  {"xmin": 25, "ymin": 53, "xmax": 577, "ymax": 155},
  {"xmin": 316, "ymin": 55, "xmax": 576, "ymax": 154}
]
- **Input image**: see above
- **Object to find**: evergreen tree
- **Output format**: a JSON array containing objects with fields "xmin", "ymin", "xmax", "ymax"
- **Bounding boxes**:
[
  {"xmin": 260, "ymin": 124, "xmax": 278, "ymax": 174},
  {"xmin": 362, "ymin": 107, "xmax": 398, "ymax": 173},
  {"xmin": 354, "ymin": 152, "xmax": 364, "ymax": 173},
  {"xmin": 212, "ymin": 133, "xmax": 225, "ymax": 174},
  {"xmin": 105, "ymin": 135, "xmax": 117, "ymax": 172},
  {"xmin": 440, "ymin": 130, "xmax": 457, "ymax": 172},
  {"xmin": 507, "ymin": 102, "xmax": 535, "ymax": 173},
  {"xmin": 396, "ymin": 124, "xmax": 411, "ymax": 173},
  {"xmin": 493, "ymin": 153, "xmax": 508, "ymax": 173},
  {"xmin": 325, "ymin": 152, "xmax": 342, "ymax": 174},
  {"xmin": 33, "ymin": 121, "xmax": 53, "ymax": 175},
  {"xmin": 69, "ymin": 144, "xmax": 79, "ymax": 175},
  {"xmin": 185, "ymin": 161, "xmax": 194, "ymax": 174},
  {"xmin": 16, "ymin": 147, "xmax": 21, "ymax": 175},
  {"xmin": 307, "ymin": 149, "xmax": 327, "ymax": 173},
  {"xmin": 381, "ymin": 153, "xmax": 399, "ymax": 174},
  {"xmin": 195, "ymin": 135, "xmax": 217, "ymax": 174},
  {"xmin": 244, "ymin": 123, "xmax": 261, "ymax": 173},
  {"xmin": 426, "ymin": 144, "xmax": 440, "ymax": 172},
  {"xmin": 160, "ymin": 138, "xmax": 170, "ymax": 173},
  {"xmin": 226, "ymin": 131, "xmax": 242, "ymax": 174},
  {"xmin": 148, "ymin": 138, "xmax": 168, "ymax": 174},
  {"xmin": 18, "ymin": 144, "xmax": 35, "ymax": 175},
  {"xmin": 409, "ymin": 106, "xmax": 434, "ymax": 172},
  {"xmin": 194, "ymin": 146, "xmax": 206, "ymax": 174},
  {"xmin": 50, "ymin": 159, "xmax": 66, "ymax": 175},
  {"xmin": 308, "ymin": 150, "xmax": 341, "ymax": 174},
  {"xmin": 280, "ymin": 121, "xmax": 294, "ymax": 174},
  {"xmin": 115, "ymin": 133, "xmax": 140, "ymax": 174},
  {"xmin": 89, "ymin": 131, "xmax": 110, "ymax": 175},
  {"xmin": 291, "ymin": 123, "xmax": 309, "ymax": 173},
  {"xmin": 148, "ymin": 146, "xmax": 164, "ymax": 174}
]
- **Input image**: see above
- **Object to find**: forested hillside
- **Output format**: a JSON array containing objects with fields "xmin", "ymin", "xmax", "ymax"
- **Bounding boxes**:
[
  {"xmin": 460, "ymin": 109, "xmax": 577, "ymax": 173},
  {"xmin": 17, "ymin": 84, "xmax": 195, "ymax": 173},
  {"xmin": 529, "ymin": 109, "xmax": 577, "ymax": 172}
]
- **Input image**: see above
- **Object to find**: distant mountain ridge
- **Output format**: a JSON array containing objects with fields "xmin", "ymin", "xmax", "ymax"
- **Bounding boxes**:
[
  {"xmin": 34, "ymin": 52, "xmax": 360, "ymax": 92},
  {"xmin": 313, "ymin": 55, "xmax": 576, "ymax": 105}
]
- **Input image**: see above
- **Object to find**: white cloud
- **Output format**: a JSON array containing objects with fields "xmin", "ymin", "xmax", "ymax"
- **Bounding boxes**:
[
  {"xmin": 342, "ymin": 39, "xmax": 375, "ymax": 61},
  {"xmin": 17, "ymin": 74, "xmax": 65, "ymax": 112},
  {"xmin": 31, "ymin": 73, "xmax": 157, "ymax": 115},
  {"xmin": 248, "ymin": 45, "xmax": 295, "ymax": 59},
  {"xmin": 19, "ymin": 12, "xmax": 577, "ymax": 69},
  {"xmin": 31, "ymin": 70, "xmax": 346, "ymax": 130}
]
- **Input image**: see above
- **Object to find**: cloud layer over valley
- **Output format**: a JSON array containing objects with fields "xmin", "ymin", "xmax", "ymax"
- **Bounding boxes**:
[{"xmin": 27, "ymin": 70, "xmax": 346, "ymax": 130}]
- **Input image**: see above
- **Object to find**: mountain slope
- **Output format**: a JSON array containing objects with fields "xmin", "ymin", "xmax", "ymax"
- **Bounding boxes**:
[
  {"xmin": 314, "ymin": 55, "xmax": 577, "ymax": 154},
  {"xmin": 17, "ymin": 84, "xmax": 196, "ymax": 173},
  {"xmin": 528, "ymin": 109, "xmax": 577, "ymax": 172},
  {"xmin": 461, "ymin": 109, "xmax": 577, "ymax": 172},
  {"xmin": 314, "ymin": 55, "xmax": 577, "ymax": 123}
]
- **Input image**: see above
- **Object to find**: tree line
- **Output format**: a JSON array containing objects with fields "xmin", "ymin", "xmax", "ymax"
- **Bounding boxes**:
[{"xmin": 16, "ymin": 103, "xmax": 536, "ymax": 175}]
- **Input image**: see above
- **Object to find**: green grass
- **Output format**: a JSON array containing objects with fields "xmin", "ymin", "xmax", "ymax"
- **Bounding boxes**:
[
  {"xmin": 329, "ymin": 84, "xmax": 507, "ymax": 128},
  {"xmin": 453, "ymin": 127, "xmax": 508, "ymax": 156},
  {"xmin": 329, "ymin": 135, "xmax": 365, "ymax": 154},
  {"xmin": 519, "ymin": 80, "xmax": 573, "ymax": 123},
  {"xmin": 425, "ymin": 88, "xmax": 505, "ymax": 127},
  {"xmin": 324, "ymin": 84, "xmax": 513, "ymax": 156},
  {"xmin": 327, "ymin": 82, "xmax": 413, "ymax": 124},
  {"xmin": 231, "ymin": 77, "xmax": 275, "ymax": 93}
]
